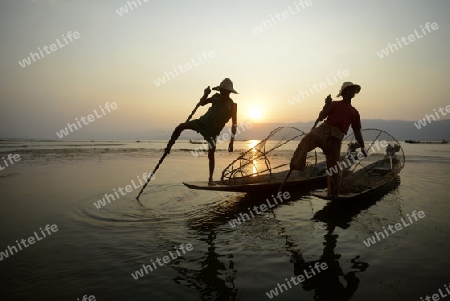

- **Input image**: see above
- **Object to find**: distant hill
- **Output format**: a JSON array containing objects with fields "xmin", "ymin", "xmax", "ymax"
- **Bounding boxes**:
[
  {"xmin": 18, "ymin": 119, "xmax": 445, "ymax": 141},
  {"xmin": 172, "ymin": 119, "xmax": 450, "ymax": 141}
]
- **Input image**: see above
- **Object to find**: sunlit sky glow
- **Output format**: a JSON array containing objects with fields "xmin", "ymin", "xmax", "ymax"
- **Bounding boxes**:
[{"xmin": 1, "ymin": 0, "xmax": 449, "ymax": 139}]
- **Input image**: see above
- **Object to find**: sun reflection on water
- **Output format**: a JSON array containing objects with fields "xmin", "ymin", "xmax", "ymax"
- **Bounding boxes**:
[{"xmin": 247, "ymin": 140, "xmax": 260, "ymax": 175}]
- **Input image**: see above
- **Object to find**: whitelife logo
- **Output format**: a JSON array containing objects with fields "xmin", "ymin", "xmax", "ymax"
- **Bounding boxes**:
[
  {"xmin": 0, "ymin": 224, "xmax": 59, "ymax": 261},
  {"xmin": 362, "ymin": 210, "xmax": 425, "ymax": 247},
  {"xmin": 93, "ymin": 172, "xmax": 155, "ymax": 209},
  {"xmin": 18, "ymin": 31, "xmax": 81, "ymax": 68},
  {"xmin": 190, "ymin": 121, "xmax": 253, "ymax": 157},
  {"xmin": 251, "ymin": 0, "xmax": 313, "ymax": 35},
  {"xmin": 325, "ymin": 140, "xmax": 388, "ymax": 177},
  {"xmin": 414, "ymin": 105, "xmax": 450, "ymax": 129},
  {"xmin": 153, "ymin": 51, "xmax": 215, "ymax": 87},
  {"xmin": 77, "ymin": 295, "xmax": 96, "ymax": 301},
  {"xmin": 287, "ymin": 69, "xmax": 350, "ymax": 106},
  {"xmin": 55, "ymin": 102, "xmax": 118, "ymax": 139},
  {"xmin": 228, "ymin": 192, "xmax": 291, "ymax": 228},
  {"xmin": 115, "ymin": 0, "xmax": 149, "ymax": 16},
  {"xmin": 376, "ymin": 22, "xmax": 438, "ymax": 58},
  {"xmin": 0, "ymin": 154, "xmax": 21, "ymax": 171},
  {"xmin": 265, "ymin": 262, "xmax": 328, "ymax": 299},
  {"xmin": 420, "ymin": 283, "xmax": 450, "ymax": 301},
  {"xmin": 131, "ymin": 243, "xmax": 194, "ymax": 280}
]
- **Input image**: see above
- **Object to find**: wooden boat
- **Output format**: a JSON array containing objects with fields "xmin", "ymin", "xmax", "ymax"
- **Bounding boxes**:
[
  {"xmin": 405, "ymin": 139, "xmax": 448, "ymax": 144},
  {"xmin": 184, "ymin": 128, "xmax": 404, "ymax": 197},
  {"xmin": 184, "ymin": 127, "xmax": 327, "ymax": 193},
  {"xmin": 314, "ymin": 130, "xmax": 405, "ymax": 201},
  {"xmin": 184, "ymin": 163, "xmax": 327, "ymax": 193},
  {"xmin": 313, "ymin": 157, "xmax": 402, "ymax": 201}
]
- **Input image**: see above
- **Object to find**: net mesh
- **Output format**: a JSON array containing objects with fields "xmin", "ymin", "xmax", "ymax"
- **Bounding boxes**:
[
  {"xmin": 219, "ymin": 127, "xmax": 404, "ymax": 193},
  {"xmin": 337, "ymin": 128, "xmax": 405, "ymax": 194},
  {"xmin": 220, "ymin": 127, "xmax": 326, "ymax": 185}
]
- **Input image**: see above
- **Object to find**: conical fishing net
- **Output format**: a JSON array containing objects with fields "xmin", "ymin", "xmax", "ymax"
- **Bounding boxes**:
[
  {"xmin": 337, "ymin": 129, "xmax": 405, "ymax": 194},
  {"xmin": 220, "ymin": 127, "xmax": 327, "ymax": 185}
]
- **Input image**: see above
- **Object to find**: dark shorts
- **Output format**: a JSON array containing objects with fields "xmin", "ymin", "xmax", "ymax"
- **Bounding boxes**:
[{"xmin": 187, "ymin": 119, "xmax": 217, "ymax": 148}]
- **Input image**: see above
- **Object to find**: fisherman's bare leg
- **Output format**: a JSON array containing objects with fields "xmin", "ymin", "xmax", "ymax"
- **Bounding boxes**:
[
  {"xmin": 324, "ymin": 137, "xmax": 342, "ymax": 196},
  {"xmin": 165, "ymin": 123, "xmax": 193, "ymax": 153},
  {"xmin": 208, "ymin": 144, "xmax": 216, "ymax": 185}
]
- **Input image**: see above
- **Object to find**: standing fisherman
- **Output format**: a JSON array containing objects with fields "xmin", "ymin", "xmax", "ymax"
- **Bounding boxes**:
[
  {"xmin": 290, "ymin": 82, "xmax": 367, "ymax": 197},
  {"xmin": 166, "ymin": 78, "xmax": 238, "ymax": 185}
]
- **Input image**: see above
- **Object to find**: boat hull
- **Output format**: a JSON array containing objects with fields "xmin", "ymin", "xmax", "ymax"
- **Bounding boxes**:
[{"xmin": 183, "ymin": 175, "xmax": 326, "ymax": 193}]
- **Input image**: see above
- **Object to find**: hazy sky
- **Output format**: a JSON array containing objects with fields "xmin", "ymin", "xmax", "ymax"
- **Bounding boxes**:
[{"xmin": 1, "ymin": 0, "xmax": 449, "ymax": 139}]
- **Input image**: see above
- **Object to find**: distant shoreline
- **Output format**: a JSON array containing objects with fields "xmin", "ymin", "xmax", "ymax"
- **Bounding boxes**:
[{"xmin": 1, "ymin": 118, "xmax": 449, "ymax": 141}]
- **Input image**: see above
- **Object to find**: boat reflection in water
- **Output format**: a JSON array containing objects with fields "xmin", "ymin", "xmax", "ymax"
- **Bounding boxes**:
[{"xmin": 170, "ymin": 176, "xmax": 401, "ymax": 300}]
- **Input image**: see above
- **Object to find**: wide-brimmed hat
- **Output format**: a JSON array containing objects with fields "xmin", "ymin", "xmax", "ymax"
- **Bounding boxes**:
[
  {"xmin": 336, "ymin": 82, "xmax": 361, "ymax": 97},
  {"xmin": 212, "ymin": 78, "xmax": 238, "ymax": 94}
]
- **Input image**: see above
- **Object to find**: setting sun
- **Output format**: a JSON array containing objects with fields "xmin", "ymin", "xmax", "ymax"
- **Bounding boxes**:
[{"xmin": 247, "ymin": 106, "xmax": 263, "ymax": 121}]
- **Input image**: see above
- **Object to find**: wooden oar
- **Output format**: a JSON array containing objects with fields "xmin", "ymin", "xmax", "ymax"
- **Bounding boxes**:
[
  {"xmin": 278, "ymin": 95, "xmax": 332, "ymax": 193},
  {"xmin": 136, "ymin": 87, "xmax": 210, "ymax": 200}
]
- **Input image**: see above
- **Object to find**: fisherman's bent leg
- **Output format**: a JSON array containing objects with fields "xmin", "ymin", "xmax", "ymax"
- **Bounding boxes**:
[
  {"xmin": 165, "ymin": 123, "xmax": 193, "ymax": 153},
  {"xmin": 290, "ymin": 129, "xmax": 322, "ymax": 170}
]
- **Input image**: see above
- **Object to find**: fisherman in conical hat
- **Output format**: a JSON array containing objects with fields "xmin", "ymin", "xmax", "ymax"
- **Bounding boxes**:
[
  {"xmin": 290, "ymin": 82, "xmax": 366, "ymax": 197},
  {"xmin": 167, "ymin": 78, "xmax": 238, "ymax": 185}
]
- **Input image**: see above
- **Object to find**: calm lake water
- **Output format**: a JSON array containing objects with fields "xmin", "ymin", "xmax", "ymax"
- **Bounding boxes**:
[{"xmin": 0, "ymin": 139, "xmax": 449, "ymax": 300}]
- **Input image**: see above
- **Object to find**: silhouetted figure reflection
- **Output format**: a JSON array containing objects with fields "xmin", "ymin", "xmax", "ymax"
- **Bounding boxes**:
[
  {"xmin": 172, "ymin": 230, "xmax": 238, "ymax": 300},
  {"xmin": 171, "ymin": 197, "xmax": 241, "ymax": 300},
  {"xmin": 291, "ymin": 224, "xmax": 369, "ymax": 301},
  {"xmin": 289, "ymin": 176, "xmax": 400, "ymax": 300}
]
